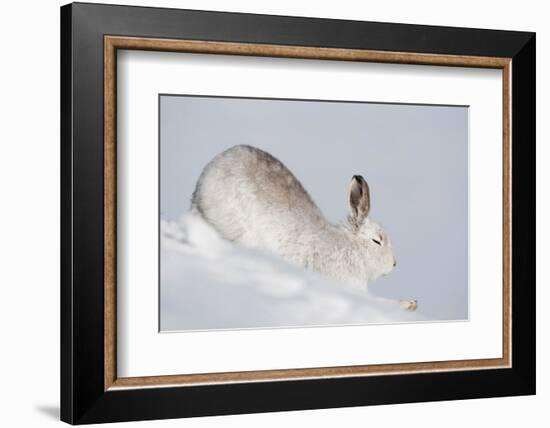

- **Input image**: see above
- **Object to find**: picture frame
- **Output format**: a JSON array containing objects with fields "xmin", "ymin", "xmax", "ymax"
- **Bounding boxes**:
[{"xmin": 60, "ymin": 2, "xmax": 535, "ymax": 424}]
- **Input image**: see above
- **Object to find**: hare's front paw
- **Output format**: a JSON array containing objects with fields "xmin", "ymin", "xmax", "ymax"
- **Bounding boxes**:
[{"xmin": 399, "ymin": 300, "xmax": 418, "ymax": 311}]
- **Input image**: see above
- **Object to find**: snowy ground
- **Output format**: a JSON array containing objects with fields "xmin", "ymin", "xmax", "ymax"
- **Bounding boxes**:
[{"xmin": 160, "ymin": 214, "xmax": 424, "ymax": 331}]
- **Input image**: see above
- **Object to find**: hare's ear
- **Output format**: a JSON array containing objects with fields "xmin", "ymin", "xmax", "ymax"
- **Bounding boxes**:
[{"xmin": 348, "ymin": 175, "xmax": 370, "ymax": 225}]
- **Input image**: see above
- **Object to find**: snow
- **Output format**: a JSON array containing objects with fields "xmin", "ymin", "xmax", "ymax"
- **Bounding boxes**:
[{"xmin": 160, "ymin": 214, "xmax": 424, "ymax": 331}]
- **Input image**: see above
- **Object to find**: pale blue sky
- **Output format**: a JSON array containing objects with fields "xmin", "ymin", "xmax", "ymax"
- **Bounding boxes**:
[{"xmin": 160, "ymin": 95, "xmax": 468, "ymax": 321}]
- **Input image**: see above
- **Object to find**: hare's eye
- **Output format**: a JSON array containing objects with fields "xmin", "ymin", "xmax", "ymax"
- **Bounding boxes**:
[{"xmin": 372, "ymin": 238, "xmax": 381, "ymax": 246}]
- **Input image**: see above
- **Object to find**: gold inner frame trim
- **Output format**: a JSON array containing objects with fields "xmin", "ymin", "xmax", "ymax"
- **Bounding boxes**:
[{"xmin": 104, "ymin": 35, "xmax": 512, "ymax": 391}]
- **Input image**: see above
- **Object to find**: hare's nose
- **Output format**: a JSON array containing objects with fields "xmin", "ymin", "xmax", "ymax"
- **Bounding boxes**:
[{"xmin": 393, "ymin": 260, "xmax": 397, "ymax": 267}]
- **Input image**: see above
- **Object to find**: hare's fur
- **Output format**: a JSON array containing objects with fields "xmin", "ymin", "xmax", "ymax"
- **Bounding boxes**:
[{"xmin": 191, "ymin": 145, "xmax": 399, "ymax": 291}]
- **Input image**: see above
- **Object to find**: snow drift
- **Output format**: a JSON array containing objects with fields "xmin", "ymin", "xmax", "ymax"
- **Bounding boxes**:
[{"xmin": 160, "ymin": 214, "xmax": 423, "ymax": 331}]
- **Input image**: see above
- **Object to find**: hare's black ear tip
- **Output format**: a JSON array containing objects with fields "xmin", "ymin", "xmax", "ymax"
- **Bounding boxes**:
[{"xmin": 352, "ymin": 175, "xmax": 363, "ymax": 182}]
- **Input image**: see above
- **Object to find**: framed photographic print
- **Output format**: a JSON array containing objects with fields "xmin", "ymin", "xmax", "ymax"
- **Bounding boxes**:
[{"xmin": 60, "ymin": 2, "xmax": 536, "ymax": 424}]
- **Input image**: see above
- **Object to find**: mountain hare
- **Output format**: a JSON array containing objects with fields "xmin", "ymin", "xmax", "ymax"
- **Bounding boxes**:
[{"xmin": 191, "ymin": 145, "xmax": 416, "ymax": 311}]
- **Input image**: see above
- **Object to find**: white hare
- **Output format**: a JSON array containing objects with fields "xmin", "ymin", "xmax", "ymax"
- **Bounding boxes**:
[{"xmin": 191, "ymin": 145, "xmax": 416, "ymax": 311}]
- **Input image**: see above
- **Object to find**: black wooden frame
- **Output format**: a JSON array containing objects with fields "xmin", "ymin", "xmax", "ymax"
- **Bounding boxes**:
[{"xmin": 61, "ymin": 2, "xmax": 535, "ymax": 424}]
